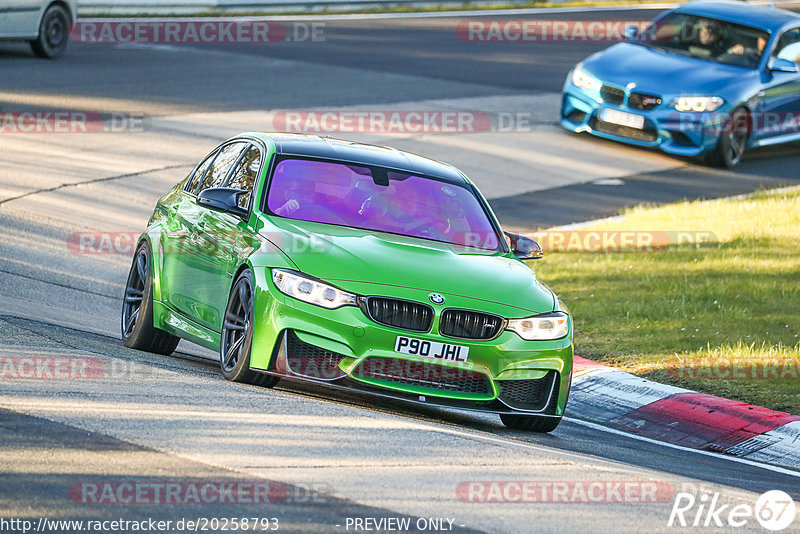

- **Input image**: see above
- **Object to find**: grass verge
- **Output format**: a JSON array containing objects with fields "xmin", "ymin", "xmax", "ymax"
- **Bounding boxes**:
[{"xmin": 532, "ymin": 187, "xmax": 800, "ymax": 414}]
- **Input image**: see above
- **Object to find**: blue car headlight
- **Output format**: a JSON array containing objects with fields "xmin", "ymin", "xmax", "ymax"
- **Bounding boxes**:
[
  {"xmin": 571, "ymin": 64, "xmax": 602, "ymax": 91},
  {"xmin": 671, "ymin": 96, "xmax": 725, "ymax": 112}
]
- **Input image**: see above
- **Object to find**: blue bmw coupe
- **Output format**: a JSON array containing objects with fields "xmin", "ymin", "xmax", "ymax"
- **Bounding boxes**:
[{"xmin": 562, "ymin": 1, "xmax": 800, "ymax": 167}]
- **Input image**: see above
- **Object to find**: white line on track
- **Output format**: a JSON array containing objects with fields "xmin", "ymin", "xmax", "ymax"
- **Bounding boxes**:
[{"xmin": 564, "ymin": 417, "xmax": 800, "ymax": 478}]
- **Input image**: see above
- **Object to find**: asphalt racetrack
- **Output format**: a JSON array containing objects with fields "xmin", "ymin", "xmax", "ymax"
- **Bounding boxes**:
[{"xmin": 1, "ymin": 7, "xmax": 799, "ymax": 533}]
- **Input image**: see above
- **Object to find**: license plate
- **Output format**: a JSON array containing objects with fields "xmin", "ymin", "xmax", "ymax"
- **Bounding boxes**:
[
  {"xmin": 601, "ymin": 108, "xmax": 645, "ymax": 129},
  {"xmin": 394, "ymin": 336, "xmax": 469, "ymax": 363}
]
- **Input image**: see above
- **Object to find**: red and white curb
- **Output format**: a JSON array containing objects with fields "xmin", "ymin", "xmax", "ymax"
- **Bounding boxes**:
[{"xmin": 569, "ymin": 357, "xmax": 800, "ymax": 470}]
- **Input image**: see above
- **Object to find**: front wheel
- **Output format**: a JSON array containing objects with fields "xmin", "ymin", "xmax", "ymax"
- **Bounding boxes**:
[
  {"xmin": 500, "ymin": 413, "xmax": 562, "ymax": 433},
  {"xmin": 30, "ymin": 4, "xmax": 70, "ymax": 59},
  {"xmin": 707, "ymin": 107, "xmax": 749, "ymax": 169},
  {"xmin": 121, "ymin": 242, "xmax": 180, "ymax": 355},
  {"xmin": 220, "ymin": 269, "xmax": 279, "ymax": 387}
]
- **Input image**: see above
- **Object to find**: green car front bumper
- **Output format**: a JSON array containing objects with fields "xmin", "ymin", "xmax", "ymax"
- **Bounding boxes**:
[{"xmin": 248, "ymin": 269, "xmax": 573, "ymax": 416}]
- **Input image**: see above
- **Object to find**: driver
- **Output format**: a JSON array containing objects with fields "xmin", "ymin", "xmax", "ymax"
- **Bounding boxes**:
[
  {"xmin": 697, "ymin": 20, "xmax": 722, "ymax": 48},
  {"xmin": 273, "ymin": 177, "xmax": 315, "ymax": 216},
  {"xmin": 728, "ymin": 35, "xmax": 767, "ymax": 65}
]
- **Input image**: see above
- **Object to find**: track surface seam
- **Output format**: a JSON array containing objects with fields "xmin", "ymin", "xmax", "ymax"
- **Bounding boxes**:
[{"xmin": 0, "ymin": 163, "xmax": 190, "ymax": 206}]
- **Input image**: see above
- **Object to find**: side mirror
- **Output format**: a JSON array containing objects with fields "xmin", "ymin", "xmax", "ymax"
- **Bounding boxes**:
[
  {"xmin": 196, "ymin": 187, "xmax": 249, "ymax": 218},
  {"xmin": 623, "ymin": 26, "xmax": 638, "ymax": 40},
  {"xmin": 505, "ymin": 231, "xmax": 543, "ymax": 260},
  {"xmin": 769, "ymin": 58, "xmax": 799, "ymax": 73}
]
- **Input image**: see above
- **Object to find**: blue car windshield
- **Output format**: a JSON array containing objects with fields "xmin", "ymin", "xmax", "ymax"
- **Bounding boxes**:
[
  {"xmin": 266, "ymin": 157, "xmax": 503, "ymax": 251},
  {"xmin": 637, "ymin": 13, "xmax": 770, "ymax": 69}
]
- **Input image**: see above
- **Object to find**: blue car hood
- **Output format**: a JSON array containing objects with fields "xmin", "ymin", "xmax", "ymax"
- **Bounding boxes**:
[{"xmin": 582, "ymin": 42, "xmax": 757, "ymax": 96}]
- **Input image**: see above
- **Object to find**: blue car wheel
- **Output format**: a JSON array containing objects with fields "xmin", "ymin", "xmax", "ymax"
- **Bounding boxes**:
[{"xmin": 708, "ymin": 107, "xmax": 751, "ymax": 168}]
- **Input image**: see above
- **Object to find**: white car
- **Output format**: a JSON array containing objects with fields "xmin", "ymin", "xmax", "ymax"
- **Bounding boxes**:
[{"xmin": 0, "ymin": 0, "xmax": 77, "ymax": 58}]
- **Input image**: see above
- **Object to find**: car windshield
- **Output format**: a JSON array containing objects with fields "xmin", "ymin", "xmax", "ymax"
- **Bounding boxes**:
[
  {"xmin": 637, "ymin": 13, "xmax": 770, "ymax": 69},
  {"xmin": 266, "ymin": 158, "xmax": 502, "ymax": 251}
]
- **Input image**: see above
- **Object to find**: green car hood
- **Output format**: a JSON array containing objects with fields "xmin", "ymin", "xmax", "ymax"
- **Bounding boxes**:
[{"xmin": 263, "ymin": 217, "xmax": 556, "ymax": 316}]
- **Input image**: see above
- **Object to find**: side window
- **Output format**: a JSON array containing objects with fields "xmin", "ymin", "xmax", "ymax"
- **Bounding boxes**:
[
  {"xmin": 194, "ymin": 142, "xmax": 246, "ymax": 195},
  {"xmin": 185, "ymin": 149, "xmax": 219, "ymax": 195},
  {"xmin": 225, "ymin": 145, "xmax": 262, "ymax": 209},
  {"xmin": 775, "ymin": 28, "xmax": 800, "ymax": 62}
]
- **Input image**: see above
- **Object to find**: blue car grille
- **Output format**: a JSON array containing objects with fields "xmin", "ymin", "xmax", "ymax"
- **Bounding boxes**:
[
  {"xmin": 600, "ymin": 85, "xmax": 661, "ymax": 112},
  {"xmin": 628, "ymin": 92, "xmax": 662, "ymax": 111},
  {"xmin": 362, "ymin": 297, "xmax": 434, "ymax": 333},
  {"xmin": 600, "ymin": 85, "xmax": 625, "ymax": 105}
]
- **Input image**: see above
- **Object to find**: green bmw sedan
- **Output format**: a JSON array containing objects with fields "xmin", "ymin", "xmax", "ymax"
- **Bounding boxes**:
[{"xmin": 122, "ymin": 133, "xmax": 573, "ymax": 432}]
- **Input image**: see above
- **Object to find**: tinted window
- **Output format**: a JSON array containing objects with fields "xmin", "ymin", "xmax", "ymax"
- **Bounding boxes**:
[
  {"xmin": 266, "ymin": 158, "xmax": 502, "ymax": 251},
  {"xmin": 637, "ymin": 14, "xmax": 769, "ymax": 69},
  {"xmin": 193, "ymin": 142, "xmax": 246, "ymax": 195},
  {"xmin": 185, "ymin": 149, "xmax": 218, "ymax": 194},
  {"xmin": 225, "ymin": 145, "xmax": 262, "ymax": 209}
]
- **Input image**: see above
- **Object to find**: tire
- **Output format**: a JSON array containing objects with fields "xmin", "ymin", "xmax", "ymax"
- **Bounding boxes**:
[
  {"xmin": 500, "ymin": 413, "xmax": 562, "ymax": 433},
  {"xmin": 121, "ymin": 241, "xmax": 180, "ymax": 355},
  {"xmin": 220, "ymin": 269, "xmax": 279, "ymax": 387},
  {"xmin": 707, "ymin": 107, "xmax": 750, "ymax": 169},
  {"xmin": 30, "ymin": 3, "xmax": 70, "ymax": 59}
]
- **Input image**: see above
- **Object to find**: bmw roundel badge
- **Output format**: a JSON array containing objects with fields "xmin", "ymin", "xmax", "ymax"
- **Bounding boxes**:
[{"xmin": 429, "ymin": 293, "xmax": 445, "ymax": 305}]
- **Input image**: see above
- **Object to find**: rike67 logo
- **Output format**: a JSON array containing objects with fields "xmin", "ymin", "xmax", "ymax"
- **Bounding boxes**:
[{"xmin": 668, "ymin": 490, "xmax": 796, "ymax": 531}]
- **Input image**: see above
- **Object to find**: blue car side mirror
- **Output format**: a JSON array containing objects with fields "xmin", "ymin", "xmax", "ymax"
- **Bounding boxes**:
[
  {"xmin": 623, "ymin": 26, "xmax": 638, "ymax": 40},
  {"xmin": 770, "ymin": 58, "xmax": 799, "ymax": 73}
]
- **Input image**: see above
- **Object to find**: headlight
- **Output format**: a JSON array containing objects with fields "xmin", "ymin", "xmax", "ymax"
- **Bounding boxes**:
[
  {"xmin": 272, "ymin": 269, "xmax": 357, "ymax": 309},
  {"xmin": 671, "ymin": 96, "xmax": 724, "ymax": 112},
  {"xmin": 507, "ymin": 312, "xmax": 569, "ymax": 341},
  {"xmin": 571, "ymin": 64, "xmax": 601, "ymax": 91}
]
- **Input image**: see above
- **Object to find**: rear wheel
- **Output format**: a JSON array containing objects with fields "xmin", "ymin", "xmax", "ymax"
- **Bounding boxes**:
[
  {"xmin": 30, "ymin": 4, "xmax": 70, "ymax": 59},
  {"xmin": 500, "ymin": 414, "xmax": 562, "ymax": 433},
  {"xmin": 121, "ymin": 242, "xmax": 180, "ymax": 355},
  {"xmin": 220, "ymin": 269, "xmax": 279, "ymax": 387},
  {"xmin": 707, "ymin": 107, "xmax": 749, "ymax": 169}
]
